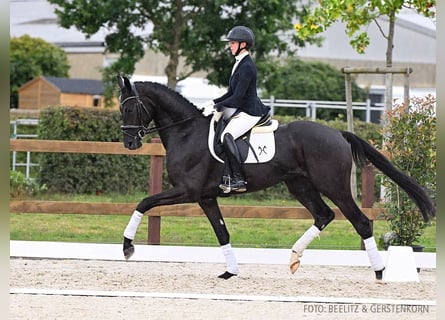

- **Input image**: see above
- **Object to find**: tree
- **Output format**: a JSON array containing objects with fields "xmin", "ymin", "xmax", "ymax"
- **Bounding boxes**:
[
  {"xmin": 260, "ymin": 58, "xmax": 366, "ymax": 100},
  {"xmin": 10, "ymin": 35, "xmax": 70, "ymax": 108},
  {"xmin": 259, "ymin": 58, "xmax": 366, "ymax": 118},
  {"xmin": 294, "ymin": 0, "xmax": 435, "ymax": 110},
  {"xmin": 48, "ymin": 0, "xmax": 315, "ymax": 105}
]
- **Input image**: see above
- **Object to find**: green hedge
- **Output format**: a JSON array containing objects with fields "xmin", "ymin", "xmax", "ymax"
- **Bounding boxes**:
[{"xmin": 37, "ymin": 106, "xmax": 151, "ymax": 194}]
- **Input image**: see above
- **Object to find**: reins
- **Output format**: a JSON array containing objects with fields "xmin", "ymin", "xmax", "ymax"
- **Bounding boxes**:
[{"xmin": 120, "ymin": 84, "xmax": 201, "ymax": 139}]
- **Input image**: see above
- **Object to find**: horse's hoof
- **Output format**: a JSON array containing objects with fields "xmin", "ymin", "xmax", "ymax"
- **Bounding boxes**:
[
  {"xmin": 289, "ymin": 251, "xmax": 302, "ymax": 274},
  {"xmin": 289, "ymin": 261, "xmax": 301, "ymax": 274},
  {"xmin": 218, "ymin": 271, "xmax": 237, "ymax": 279},
  {"xmin": 124, "ymin": 246, "xmax": 134, "ymax": 261},
  {"xmin": 123, "ymin": 237, "xmax": 135, "ymax": 261},
  {"xmin": 375, "ymin": 267, "xmax": 385, "ymax": 282}
]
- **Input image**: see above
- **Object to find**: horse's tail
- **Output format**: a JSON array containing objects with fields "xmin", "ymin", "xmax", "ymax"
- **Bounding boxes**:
[{"xmin": 341, "ymin": 130, "xmax": 435, "ymax": 222}]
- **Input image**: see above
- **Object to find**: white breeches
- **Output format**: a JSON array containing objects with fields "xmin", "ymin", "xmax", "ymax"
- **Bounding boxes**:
[{"xmin": 220, "ymin": 108, "xmax": 261, "ymax": 143}]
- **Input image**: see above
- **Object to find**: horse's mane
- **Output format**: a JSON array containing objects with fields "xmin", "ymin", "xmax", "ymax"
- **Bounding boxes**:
[{"xmin": 135, "ymin": 81, "xmax": 203, "ymax": 113}]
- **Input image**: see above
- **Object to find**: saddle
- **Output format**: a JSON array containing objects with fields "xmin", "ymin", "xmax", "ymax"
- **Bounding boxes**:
[{"xmin": 208, "ymin": 111, "xmax": 279, "ymax": 164}]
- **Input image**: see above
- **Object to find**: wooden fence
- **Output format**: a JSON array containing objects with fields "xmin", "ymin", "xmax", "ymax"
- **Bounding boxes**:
[{"xmin": 10, "ymin": 138, "xmax": 383, "ymax": 245}]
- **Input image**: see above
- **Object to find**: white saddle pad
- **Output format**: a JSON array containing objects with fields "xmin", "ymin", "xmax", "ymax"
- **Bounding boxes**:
[{"xmin": 208, "ymin": 115, "xmax": 279, "ymax": 164}]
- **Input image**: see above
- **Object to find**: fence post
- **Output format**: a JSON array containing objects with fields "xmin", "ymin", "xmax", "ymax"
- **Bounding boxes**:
[
  {"xmin": 365, "ymin": 98, "xmax": 371, "ymax": 123},
  {"xmin": 403, "ymin": 69, "xmax": 411, "ymax": 106},
  {"xmin": 361, "ymin": 163, "xmax": 376, "ymax": 249},
  {"xmin": 269, "ymin": 95, "xmax": 275, "ymax": 116},
  {"xmin": 148, "ymin": 138, "xmax": 163, "ymax": 244},
  {"xmin": 311, "ymin": 103, "xmax": 317, "ymax": 121},
  {"xmin": 305, "ymin": 103, "xmax": 311, "ymax": 118}
]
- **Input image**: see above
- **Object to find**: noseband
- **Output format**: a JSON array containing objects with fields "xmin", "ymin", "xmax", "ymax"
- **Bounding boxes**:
[{"xmin": 120, "ymin": 83, "xmax": 155, "ymax": 140}]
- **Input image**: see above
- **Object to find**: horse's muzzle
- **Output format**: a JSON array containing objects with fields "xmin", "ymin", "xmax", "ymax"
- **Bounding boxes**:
[{"xmin": 123, "ymin": 136, "xmax": 142, "ymax": 150}]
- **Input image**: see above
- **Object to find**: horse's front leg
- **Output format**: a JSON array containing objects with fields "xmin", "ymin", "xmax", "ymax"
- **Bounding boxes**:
[
  {"xmin": 123, "ymin": 188, "xmax": 190, "ymax": 260},
  {"xmin": 199, "ymin": 197, "xmax": 238, "ymax": 279}
]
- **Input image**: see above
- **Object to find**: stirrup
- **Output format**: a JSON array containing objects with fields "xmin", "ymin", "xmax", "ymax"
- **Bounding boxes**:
[
  {"xmin": 219, "ymin": 176, "xmax": 232, "ymax": 193},
  {"xmin": 219, "ymin": 176, "xmax": 247, "ymax": 193}
]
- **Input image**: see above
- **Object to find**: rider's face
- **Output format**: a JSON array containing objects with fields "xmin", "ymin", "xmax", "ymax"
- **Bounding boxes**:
[{"xmin": 229, "ymin": 41, "xmax": 246, "ymax": 56}]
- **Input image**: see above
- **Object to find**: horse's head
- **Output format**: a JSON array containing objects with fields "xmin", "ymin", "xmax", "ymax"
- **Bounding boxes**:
[{"xmin": 117, "ymin": 75, "xmax": 153, "ymax": 150}]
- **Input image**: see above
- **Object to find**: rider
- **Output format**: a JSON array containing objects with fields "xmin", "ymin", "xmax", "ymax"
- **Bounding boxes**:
[{"xmin": 212, "ymin": 26, "xmax": 270, "ymax": 193}]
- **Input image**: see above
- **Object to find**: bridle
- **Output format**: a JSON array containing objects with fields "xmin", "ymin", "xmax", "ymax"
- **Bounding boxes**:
[
  {"xmin": 119, "ymin": 83, "xmax": 201, "ymax": 140},
  {"xmin": 120, "ymin": 83, "xmax": 155, "ymax": 140}
]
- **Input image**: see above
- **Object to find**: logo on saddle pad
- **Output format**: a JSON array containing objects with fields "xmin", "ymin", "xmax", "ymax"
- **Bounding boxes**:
[{"xmin": 208, "ymin": 114, "xmax": 279, "ymax": 164}]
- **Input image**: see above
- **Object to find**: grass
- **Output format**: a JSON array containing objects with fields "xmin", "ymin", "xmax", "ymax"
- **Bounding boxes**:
[{"xmin": 10, "ymin": 193, "xmax": 436, "ymax": 252}]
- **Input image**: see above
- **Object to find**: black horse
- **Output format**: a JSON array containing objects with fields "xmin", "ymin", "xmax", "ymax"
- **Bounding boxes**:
[{"xmin": 117, "ymin": 75, "xmax": 435, "ymax": 280}]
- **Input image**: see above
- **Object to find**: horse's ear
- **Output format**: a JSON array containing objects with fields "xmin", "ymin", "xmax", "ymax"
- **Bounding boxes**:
[
  {"xmin": 123, "ymin": 76, "xmax": 132, "ymax": 91},
  {"xmin": 117, "ymin": 75, "xmax": 132, "ymax": 93},
  {"xmin": 117, "ymin": 75, "xmax": 125, "ymax": 90}
]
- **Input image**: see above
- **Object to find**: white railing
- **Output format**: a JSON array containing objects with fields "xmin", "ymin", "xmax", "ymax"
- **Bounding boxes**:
[
  {"xmin": 262, "ymin": 97, "xmax": 385, "ymax": 123},
  {"xmin": 10, "ymin": 119, "xmax": 39, "ymax": 179}
]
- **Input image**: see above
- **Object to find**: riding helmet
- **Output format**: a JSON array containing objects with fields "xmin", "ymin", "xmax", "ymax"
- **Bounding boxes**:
[{"xmin": 223, "ymin": 26, "xmax": 255, "ymax": 49}]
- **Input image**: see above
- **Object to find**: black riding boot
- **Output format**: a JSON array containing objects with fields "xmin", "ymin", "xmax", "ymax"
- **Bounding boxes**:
[{"xmin": 219, "ymin": 133, "xmax": 247, "ymax": 193}]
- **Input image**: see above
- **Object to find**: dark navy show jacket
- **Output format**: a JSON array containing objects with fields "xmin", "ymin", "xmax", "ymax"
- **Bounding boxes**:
[{"xmin": 213, "ymin": 55, "xmax": 270, "ymax": 117}]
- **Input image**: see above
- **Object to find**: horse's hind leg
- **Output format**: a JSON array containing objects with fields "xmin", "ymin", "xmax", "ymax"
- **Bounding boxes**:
[
  {"xmin": 285, "ymin": 178, "xmax": 336, "ymax": 274},
  {"xmin": 331, "ymin": 197, "xmax": 385, "ymax": 280}
]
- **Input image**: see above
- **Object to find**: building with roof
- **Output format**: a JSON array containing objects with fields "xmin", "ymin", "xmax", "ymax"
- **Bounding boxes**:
[{"xmin": 18, "ymin": 76, "xmax": 110, "ymax": 109}]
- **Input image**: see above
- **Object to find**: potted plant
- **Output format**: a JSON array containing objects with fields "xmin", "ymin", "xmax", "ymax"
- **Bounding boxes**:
[
  {"xmin": 378, "ymin": 95, "xmax": 436, "ymax": 250},
  {"xmin": 379, "ymin": 200, "xmax": 427, "ymax": 250}
]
